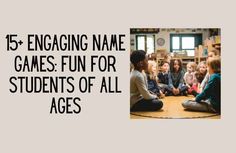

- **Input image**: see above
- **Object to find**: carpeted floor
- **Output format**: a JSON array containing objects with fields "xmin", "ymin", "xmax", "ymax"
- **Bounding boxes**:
[{"xmin": 130, "ymin": 95, "xmax": 220, "ymax": 119}]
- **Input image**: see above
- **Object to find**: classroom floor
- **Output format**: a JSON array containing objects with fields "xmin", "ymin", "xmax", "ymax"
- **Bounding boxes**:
[{"xmin": 130, "ymin": 95, "xmax": 220, "ymax": 119}]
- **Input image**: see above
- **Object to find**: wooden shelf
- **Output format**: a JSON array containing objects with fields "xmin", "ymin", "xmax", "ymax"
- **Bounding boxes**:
[
  {"xmin": 195, "ymin": 56, "xmax": 207, "ymax": 59},
  {"xmin": 212, "ymin": 43, "xmax": 221, "ymax": 49},
  {"xmin": 156, "ymin": 56, "xmax": 194, "ymax": 72},
  {"xmin": 195, "ymin": 35, "xmax": 221, "ymax": 64},
  {"xmin": 212, "ymin": 43, "xmax": 221, "ymax": 46},
  {"xmin": 195, "ymin": 56, "xmax": 207, "ymax": 64}
]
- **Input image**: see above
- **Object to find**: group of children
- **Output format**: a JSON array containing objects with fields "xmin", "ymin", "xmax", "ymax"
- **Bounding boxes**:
[{"xmin": 130, "ymin": 49, "xmax": 221, "ymax": 114}]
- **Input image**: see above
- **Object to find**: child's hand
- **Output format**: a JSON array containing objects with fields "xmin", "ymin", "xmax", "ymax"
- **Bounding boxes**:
[
  {"xmin": 172, "ymin": 88, "xmax": 176, "ymax": 95},
  {"xmin": 176, "ymin": 88, "xmax": 180, "ymax": 95},
  {"xmin": 159, "ymin": 91, "xmax": 165, "ymax": 99},
  {"xmin": 173, "ymin": 88, "xmax": 179, "ymax": 95}
]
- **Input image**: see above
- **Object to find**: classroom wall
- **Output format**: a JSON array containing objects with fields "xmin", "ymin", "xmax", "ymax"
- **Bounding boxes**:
[{"xmin": 130, "ymin": 28, "xmax": 210, "ymax": 53}]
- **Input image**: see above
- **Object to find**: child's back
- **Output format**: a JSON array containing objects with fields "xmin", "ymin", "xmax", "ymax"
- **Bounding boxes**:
[
  {"xmin": 195, "ymin": 73, "xmax": 221, "ymax": 112},
  {"xmin": 182, "ymin": 56, "xmax": 221, "ymax": 113}
]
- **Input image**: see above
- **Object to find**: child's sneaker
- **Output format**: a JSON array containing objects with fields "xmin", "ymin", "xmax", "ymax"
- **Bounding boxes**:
[{"xmin": 182, "ymin": 91, "xmax": 188, "ymax": 96}]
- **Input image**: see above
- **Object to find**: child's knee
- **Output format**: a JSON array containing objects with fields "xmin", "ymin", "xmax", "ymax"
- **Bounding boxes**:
[
  {"xmin": 182, "ymin": 100, "xmax": 190, "ymax": 108},
  {"xmin": 158, "ymin": 100, "xmax": 163, "ymax": 109},
  {"xmin": 154, "ymin": 99, "xmax": 163, "ymax": 110}
]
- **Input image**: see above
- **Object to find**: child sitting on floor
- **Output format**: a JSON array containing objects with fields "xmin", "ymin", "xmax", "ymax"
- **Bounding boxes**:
[
  {"xmin": 191, "ymin": 61, "xmax": 208, "ymax": 96},
  {"xmin": 130, "ymin": 50, "xmax": 163, "ymax": 112},
  {"xmin": 197, "ymin": 61, "xmax": 207, "ymax": 77},
  {"xmin": 167, "ymin": 59, "xmax": 188, "ymax": 96},
  {"xmin": 158, "ymin": 61, "xmax": 170, "ymax": 94},
  {"xmin": 184, "ymin": 62, "xmax": 197, "ymax": 94},
  {"xmin": 191, "ymin": 71, "xmax": 206, "ymax": 96},
  {"xmin": 200, "ymin": 49, "xmax": 220, "ymax": 92},
  {"xmin": 145, "ymin": 60, "xmax": 165, "ymax": 98},
  {"xmin": 182, "ymin": 56, "xmax": 221, "ymax": 114}
]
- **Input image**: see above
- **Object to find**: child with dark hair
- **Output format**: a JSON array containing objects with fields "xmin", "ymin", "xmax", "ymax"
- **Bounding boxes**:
[
  {"xmin": 158, "ymin": 60, "xmax": 170, "ymax": 94},
  {"xmin": 182, "ymin": 56, "xmax": 221, "ymax": 114},
  {"xmin": 130, "ymin": 50, "xmax": 163, "ymax": 111},
  {"xmin": 167, "ymin": 59, "xmax": 188, "ymax": 96}
]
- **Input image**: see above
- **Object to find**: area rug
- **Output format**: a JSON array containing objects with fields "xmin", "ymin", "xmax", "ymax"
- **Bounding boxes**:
[{"xmin": 130, "ymin": 96, "xmax": 220, "ymax": 119}]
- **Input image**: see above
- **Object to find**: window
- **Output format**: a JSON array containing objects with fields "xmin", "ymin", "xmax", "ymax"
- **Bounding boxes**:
[
  {"xmin": 170, "ymin": 34, "xmax": 202, "ymax": 56},
  {"xmin": 137, "ymin": 36, "xmax": 145, "ymax": 50},
  {"xmin": 136, "ymin": 35, "xmax": 155, "ymax": 54},
  {"xmin": 172, "ymin": 37, "xmax": 180, "ymax": 50}
]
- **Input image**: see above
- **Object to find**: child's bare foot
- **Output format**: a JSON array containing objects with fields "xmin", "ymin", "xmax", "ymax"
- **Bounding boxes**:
[{"xmin": 159, "ymin": 93, "xmax": 165, "ymax": 99}]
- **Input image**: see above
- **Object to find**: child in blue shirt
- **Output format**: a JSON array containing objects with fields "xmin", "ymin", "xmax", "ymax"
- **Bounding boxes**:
[
  {"xmin": 146, "ymin": 60, "xmax": 165, "ymax": 98},
  {"xmin": 158, "ymin": 61, "xmax": 170, "ymax": 94},
  {"xmin": 182, "ymin": 56, "xmax": 221, "ymax": 114}
]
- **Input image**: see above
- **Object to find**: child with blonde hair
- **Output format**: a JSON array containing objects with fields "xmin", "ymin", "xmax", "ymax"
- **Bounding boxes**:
[
  {"xmin": 197, "ymin": 61, "xmax": 207, "ymax": 76},
  {"xmin": 145, "ymin": 60, "xmax": 165, "ymax": 98},
  {"xmin": 182, "ymin": 56, "xmax": 221, "ymax": 113},
  {"xmin": 190, "ymin": 61, "xmax": 207, "ymax": 96},
  {"xmin": 184, "ymin": 62, "xmax": 197, "ymax": 94},
  {"xmin": 200, "ymin": 49, "xmax": 220, "ymax": 92}
]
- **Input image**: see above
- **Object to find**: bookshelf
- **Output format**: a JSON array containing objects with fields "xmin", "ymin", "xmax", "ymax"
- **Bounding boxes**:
[
  {"xmin": 205, "ymin": 35, "xmax": 221, "ymax": 53},
  {"xmin": 156, "ymin": 56, "xmax": 194, "ymax": 72},
  {"xmin": 156, "ymin": 57, "xmax": 164, "ymax": 72},
  {"xmin": 194, "ymin": 45, "xmax": 207, "ymax": 64},
  {"xmin": 195, "ymin": 35, "xmax": 221, "ymax": 64},
  {"xmin": 212, "ymin": 43, "xmax": 221, "ymax": 50}
]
